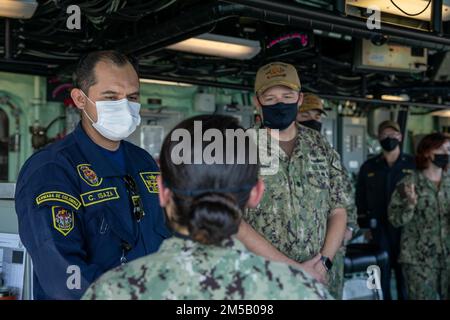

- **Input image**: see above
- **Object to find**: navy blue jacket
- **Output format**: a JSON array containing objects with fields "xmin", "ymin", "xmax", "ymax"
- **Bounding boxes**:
[
  {"xmin": 15, "ymin": 123, "xmax": 172, "ymax": 300},
  {"xmin": 355, "ymin": 153, "xmax": 416, "ymax": 225}
]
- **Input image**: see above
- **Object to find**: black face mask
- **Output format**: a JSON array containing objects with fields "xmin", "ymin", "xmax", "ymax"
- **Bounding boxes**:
[
  {"xmin": 432, "ymin": 154, "xmax": 449, "ymax": 169},
  {"xmin": 299, "ymin": 120, "xmax": 322, "ymax": 132},
  {"xmin": 261, "ymin": 102, "xmax": 298, "ymax": 131},
  {"xmin": 380, "ymin": 137, "xmax": 400, "ymax": 152}
]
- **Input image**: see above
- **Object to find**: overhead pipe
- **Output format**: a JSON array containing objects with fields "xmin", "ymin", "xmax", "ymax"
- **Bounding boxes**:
[
  {"xmin": 137, "ymin": 73, "xmax": 450, "ymax": 110},
  {"xmin": 139, "ymin": 73, "xmax": 254, "ymax": 91},
  {"xmin": 121, "ymin": 1, "xmax": 450, "ymax": 59},
  {"xmin": 122, "ymin": 1, "xmax": 450, "ymax": 106},
  {"xmin": 374, "ymin": 86, "xmax": 450, "ymax": 94},
  {"xmin": 0, "ymin": 59, "xmax": 55, "ymax": 76},
  {"xmin": 223, "ymin": 0, "xmax": 450, "ymax": 49},
  {"xmin": 431, "ymin": 0, "xmax": 443, "ymax": 34},
  {"xmin": 318, "ymin": 94, "xmax": 450, "ymax": 110},
  {"xmin": 118, "ymin": 3, "xmax": 237, "ymax": 56}
]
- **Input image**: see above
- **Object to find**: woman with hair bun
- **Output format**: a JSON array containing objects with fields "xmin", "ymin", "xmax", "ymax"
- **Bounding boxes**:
[
  {"xmin": 83, "ymin": 115, "xmax": 332, "ymax": 300},
  {"xmin": 389, "ymin": 132, "xmax": 450, "ymax": 300}
]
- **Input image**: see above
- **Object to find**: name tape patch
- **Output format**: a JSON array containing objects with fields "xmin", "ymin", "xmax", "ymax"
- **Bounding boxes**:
[{"xmin": 80, "ymin": 187, "xmax": 120, "ymax": 207}]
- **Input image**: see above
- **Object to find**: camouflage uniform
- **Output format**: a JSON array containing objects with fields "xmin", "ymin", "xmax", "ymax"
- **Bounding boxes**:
[
  {"xmin": 244, "ymin": 124, "xmax": 350, "ymax": 298},
  {"xmin": 328, "ymin": 158, "xmax": 359, "ymax": 299},
  {"xmin": 388, "ymin": 171, "xmax": 450, "ymax": 300},
  {"xmin": 82, "ymin": 236, "xmax": 333, "ymax": 300},
  {"xmin": 329, "ymin": 248, "xmax": 346, "ymax": 299}
]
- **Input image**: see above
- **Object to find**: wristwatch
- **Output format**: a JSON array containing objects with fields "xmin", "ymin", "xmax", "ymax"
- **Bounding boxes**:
[{"xmin": 320, "ymin": 255, "xmax": 333, "ymax": 272}]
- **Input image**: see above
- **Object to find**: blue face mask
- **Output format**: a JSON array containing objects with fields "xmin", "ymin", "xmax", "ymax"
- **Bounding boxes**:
[{"xmin": 261, "ymin": 102, "xmax": 298, "ymax": 131}]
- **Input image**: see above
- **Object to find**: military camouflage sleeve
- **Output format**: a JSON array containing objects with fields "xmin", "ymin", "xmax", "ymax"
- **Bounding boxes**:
[
  {"xmin": 388, "ymin": 175, "xmax": 416, "ymax": 228},
  {"xmin": 342, "ymin": 170, "xmax": 359, "ymax": 234},
  {"xmin": 82, "ymin": 285, "xmax": 96, "ymax": 300},
  {"xmin": 82, "ymin": 281, "xmax": 110, "ymax": 300},
  {"xmin": 327, "ymin": 146, "xmax": 351, "ymax": 213},
  {"xmin": 288, "ymin": 266, "xmax": 335, "ymax": 300},
  {"xmin": 82, "ymin": 270, "xmax": 126, "ymax": 300}
]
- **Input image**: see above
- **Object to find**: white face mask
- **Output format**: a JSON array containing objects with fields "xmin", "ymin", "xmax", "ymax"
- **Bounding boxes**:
[{"xmin": 81, "ymin": 92, "xmax": 141, "ymax": 141}]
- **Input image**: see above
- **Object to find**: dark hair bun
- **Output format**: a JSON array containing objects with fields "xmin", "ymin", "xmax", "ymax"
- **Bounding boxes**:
[{"xmin": 188, "ymin": 193, "xmax": 241, "ymax": 245}]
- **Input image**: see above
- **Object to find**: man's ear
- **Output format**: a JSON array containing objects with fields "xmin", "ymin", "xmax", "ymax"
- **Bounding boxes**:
[
  {"xmin": 398, "ymin": 133, "xmax": 403, "ymax": 143},
  {"xmin": 157, "ymin": 175, "xmax": 171, "ymax": 208},
  {"xmin": 246, "ymin": 178, "xmax": 265, "ymax": 209},
  {"xmin": 70, "ymin": 88, "xmax": 87, "ymax": 110},
  {"xmin": 253, "ymin": 95, "xmax": 262, "ymax": 114},
  {"xmin": 297, "ymin": 92, "xmax": 304, "ymax": 107}
]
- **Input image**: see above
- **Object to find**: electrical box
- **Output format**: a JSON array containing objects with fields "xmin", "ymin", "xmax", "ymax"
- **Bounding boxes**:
[
  {"xmin": 355, "ymin": 39, "xmax": 427, "ymax": 74},
  {"xmin": 0, "ymin": 234, "xmax": 29, "ymax": 300},
  {"xmin": 194, "ymin": 93, "xmax": 216, "ymax": 113},
  {"xmin": 338, "ymin": 117, "xmax": 368, "ymax": 174},
  {"xmin": 0, "ymin": 183, "xmax": 33, "ymax": 300},
  {"xmin": 432, "ymin": 51, "xmax": 450, "ymax": 82}
]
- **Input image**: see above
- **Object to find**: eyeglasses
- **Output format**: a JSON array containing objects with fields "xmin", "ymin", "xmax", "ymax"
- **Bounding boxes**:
[{"xmin": 123, "ymin": 175, "xmax": 145, "ymax": 222}]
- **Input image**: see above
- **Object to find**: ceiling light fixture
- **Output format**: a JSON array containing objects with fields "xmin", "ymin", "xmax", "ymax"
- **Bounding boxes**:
[
  {"xmin": 430, "ymin": 109, "xmax": 450, "ymax": 117},
  {"xmin": 0, "ymin": 0, "xmax": 38, "ymax": 19},
  {"xmin": 140, "ymin": 79, "xmax": 194, "ymax": 87},
  {"xmin": 166, "ymin": 33, "xmax": 261, "ymax": 60},
  {"xmin": 381, "ymin": 94, "xmax": 410, "ymax": 101}
]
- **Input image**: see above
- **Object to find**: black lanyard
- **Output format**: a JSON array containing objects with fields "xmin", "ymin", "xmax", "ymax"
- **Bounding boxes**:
[
  {"xmin": 123, "ymin": 174, "xmax": 146, "ymax": 222},
  {"xmin": 119, "ymin": 174, "xmax": 146, "ymax": 264}
]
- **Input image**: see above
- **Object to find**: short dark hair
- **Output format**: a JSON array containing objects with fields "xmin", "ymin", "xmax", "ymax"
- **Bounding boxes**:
[
  {"xmin": 416, "ymin": 132, "xmax": 450, "ymax": 170},
  {"xmin": 159, "ymin": 115, "xmax": 260, "ymax": 245},
  {"xmin": 74, "ymin": 50, "xmax": 139, "ymax": 93}
]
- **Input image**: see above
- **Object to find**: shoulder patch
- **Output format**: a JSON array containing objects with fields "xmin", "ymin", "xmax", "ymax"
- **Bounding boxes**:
[
  {"xmin": 36, "ymin": 191, "xmax": 81, "ymax": 210},
  {"xmin": 139, "ymin": 172, "xmax": 160, "ymax": 193},
  {"xmin": 77, "ymin": 164, "xmax": 103, "ymax": 187},
  {"xmin": 52, "ymin": 206, "xmax": 75, "ymax": 236}
]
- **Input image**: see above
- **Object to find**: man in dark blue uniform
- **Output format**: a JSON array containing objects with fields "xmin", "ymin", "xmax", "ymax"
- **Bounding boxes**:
[
  {"xmin": 15, "ymin": 51, "xmax": 307, "ymax": 299},
  {"xmin": 15, "ymin": 51, "xmax": 173, "ymax": 299},
  {"xmin": 355, "ymin": 120, "xmax": 415, "ymax": 300}
]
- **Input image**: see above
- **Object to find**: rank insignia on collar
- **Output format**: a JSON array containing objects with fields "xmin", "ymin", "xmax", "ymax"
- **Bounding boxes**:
[
  {"xmin": 52, "ymin": 206, "xmax": 74, "ymax": 236},
  {"xmin": 77, "ymin": 164, "xmax": 103, "ymax": 187}
]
